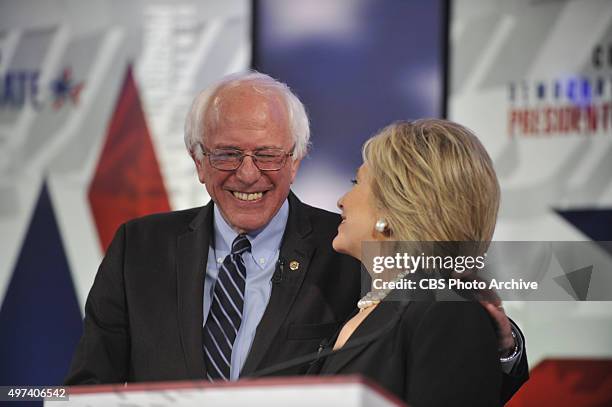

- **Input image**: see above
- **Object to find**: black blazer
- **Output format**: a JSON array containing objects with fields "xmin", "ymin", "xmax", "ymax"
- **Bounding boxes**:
[
  {"xmin": 66, "ymin": 191, "xmax": 528, "ymax": 402},
  {"xmin": 65, "ymin": 192, "xmax": 362, "ymax": 384},
  {"xmin": 310, "ymin": 301, "xmax": 512, "ymax": 406}
]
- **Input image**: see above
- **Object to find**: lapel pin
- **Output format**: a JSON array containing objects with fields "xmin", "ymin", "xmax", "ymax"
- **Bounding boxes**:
[{"xmin": 289, "ymin": 260, "xmax": 300, "ymax": 271}]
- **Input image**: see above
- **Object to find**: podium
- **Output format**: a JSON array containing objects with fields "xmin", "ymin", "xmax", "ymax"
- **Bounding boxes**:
[{"xmin": 53, "ymin": 376, "xmax": 404, "ymax": 406}]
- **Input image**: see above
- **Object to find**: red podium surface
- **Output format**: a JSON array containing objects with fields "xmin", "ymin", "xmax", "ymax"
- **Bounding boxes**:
[{"xmin": 54, "ymin": 375, "xmax": 405, "ymax": 407}]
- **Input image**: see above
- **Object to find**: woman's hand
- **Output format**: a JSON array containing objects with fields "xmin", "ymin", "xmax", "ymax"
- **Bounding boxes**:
[{"xmin": 480, "ymin": 301, "xmax": 515, "ymax": 356}]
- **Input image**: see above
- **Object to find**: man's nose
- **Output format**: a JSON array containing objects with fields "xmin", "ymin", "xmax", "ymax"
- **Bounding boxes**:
[{"xmin": 235, "ymin": 155, "xmax": 261, "ymax": 184}]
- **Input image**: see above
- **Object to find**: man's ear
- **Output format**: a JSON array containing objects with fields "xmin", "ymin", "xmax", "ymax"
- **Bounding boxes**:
[
  {"xmin": 192, "ymin": 153, "xmax": 207, "ymax": 184},
  {"xmin": 289, "ymin": 158, "xmax": 302, "ymax": 184}
]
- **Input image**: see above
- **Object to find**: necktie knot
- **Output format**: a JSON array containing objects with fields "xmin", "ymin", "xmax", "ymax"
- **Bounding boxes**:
[{"xmin": 231, "ymin": 234, "xmax": 251, "ymax": 255}]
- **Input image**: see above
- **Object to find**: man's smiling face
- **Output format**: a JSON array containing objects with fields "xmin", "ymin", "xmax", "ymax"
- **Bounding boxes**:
[{"xmin": 194, "ymin": 82, "xmax": 301, "ymax": 233}]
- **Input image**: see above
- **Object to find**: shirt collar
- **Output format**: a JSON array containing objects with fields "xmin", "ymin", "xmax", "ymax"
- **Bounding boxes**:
[{"xmin": 213, "ymin": 200, "xmax": 289, "ymax": 270}]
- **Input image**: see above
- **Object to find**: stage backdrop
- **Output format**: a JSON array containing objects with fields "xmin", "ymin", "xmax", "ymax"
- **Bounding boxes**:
[{"xmin": 449, "ymin": 0, "xmax": 612, "ymax": 405}]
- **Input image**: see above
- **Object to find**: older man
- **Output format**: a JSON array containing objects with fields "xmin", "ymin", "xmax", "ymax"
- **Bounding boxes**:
[{"xmin": 66, "ymin": 73, "xmax": 526, "ymax": 398}]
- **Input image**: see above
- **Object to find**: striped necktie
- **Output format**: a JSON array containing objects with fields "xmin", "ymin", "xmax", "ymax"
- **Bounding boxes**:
[{"xmin": 203, "ymin": 234, "xmax": 251, "ymax": 381}]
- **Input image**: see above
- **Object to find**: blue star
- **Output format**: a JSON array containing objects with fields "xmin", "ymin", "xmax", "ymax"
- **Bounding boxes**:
[{"xmin": 51, "ymin": 68, "xmax": 83, "ymax": 109}]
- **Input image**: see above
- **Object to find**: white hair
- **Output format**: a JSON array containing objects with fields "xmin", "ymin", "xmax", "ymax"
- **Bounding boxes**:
[{"xmin": 184, "ymin": 71, "xmax": 310, "ymax": 161}]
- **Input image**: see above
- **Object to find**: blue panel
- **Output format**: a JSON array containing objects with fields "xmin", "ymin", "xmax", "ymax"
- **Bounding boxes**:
[
  {"xmin": 254, "ymin": 0, "xmax": 445, "ymax": 185},
  {"xmin": 556, "ymin": 208, "xmax": 612, "ymax": 243},
  {"xmin": 0, "ymin": 183, "xmax": 82, "ymax": 388}
]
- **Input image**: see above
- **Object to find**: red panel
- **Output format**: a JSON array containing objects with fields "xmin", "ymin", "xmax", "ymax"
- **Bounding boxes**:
[
  {"xmin": 88, "ymin": 66, "xmax": 170, "ymax": 251},
  {"xmin": 508, "ymin": 359, "xmax": 612, "ymax": 407}
]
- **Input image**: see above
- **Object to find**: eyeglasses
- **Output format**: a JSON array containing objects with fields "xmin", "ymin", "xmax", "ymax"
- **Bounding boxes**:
[{"xmin": 201, "ymin": 145, "xmax": 294, "ymax": 171}]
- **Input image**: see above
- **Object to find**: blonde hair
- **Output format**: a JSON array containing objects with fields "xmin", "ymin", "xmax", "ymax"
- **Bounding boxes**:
[{"xmin": 363, "ymin": 119, "xmax": 500, "ymax": 242}]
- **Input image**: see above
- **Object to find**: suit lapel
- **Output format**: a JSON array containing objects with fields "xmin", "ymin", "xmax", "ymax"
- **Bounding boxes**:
[
  {"xmin": 177, "ymin": 202, "xmax": 214, "ymax": 379},
  {"xmin": 240, "ymin": 192, "xmax": 314, "ymax": 376},
  {"xmin": 322, "ymin": 302, "xmax": 405, "ymax": 374}
]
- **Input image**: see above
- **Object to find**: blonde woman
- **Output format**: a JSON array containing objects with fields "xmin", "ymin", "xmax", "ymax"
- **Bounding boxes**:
[{"xmin": 312, "ymin": 119, "xmax": 527, "ymax": 406}]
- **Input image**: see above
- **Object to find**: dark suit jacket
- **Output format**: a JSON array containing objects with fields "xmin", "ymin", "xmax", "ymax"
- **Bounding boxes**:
[
  {"xmin": 310, "ymin": 301, "xmax": 515, "ymax": 406},
  {"xmin": 66, "ymin": 191, "xmax": 528, "ymax": 402},
  {"xmin": 65, "ymin": 192, "xmax": 362, "ymax": 383}
]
